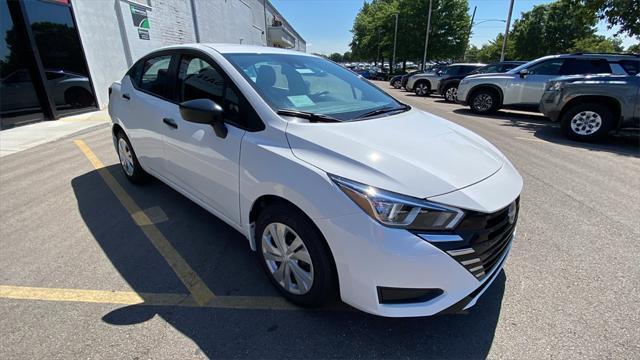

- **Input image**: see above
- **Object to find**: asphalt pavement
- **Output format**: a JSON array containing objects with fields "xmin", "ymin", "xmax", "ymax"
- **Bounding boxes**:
[{"xmin": 0, "ymin": 82, "xmax": 638, "ymax": 359}]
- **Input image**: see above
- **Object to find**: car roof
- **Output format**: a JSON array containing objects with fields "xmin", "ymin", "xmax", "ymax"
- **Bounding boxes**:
[
  {"xmin": 143, "ymin": 43, "xmax": 314, "ymax": 57},
  {"xmin": 449, "ymin": 63, "xmax": 486, "ymax": 66}
]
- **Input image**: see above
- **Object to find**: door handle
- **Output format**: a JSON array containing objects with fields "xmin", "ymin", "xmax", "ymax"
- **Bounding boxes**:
[
  {"xmin": 162, "ymin": 117, "xmax": 178, "ymax": 129},
  {"xmin": 122, "ymin": 93, "xmax": 130, "ymax": 100}
]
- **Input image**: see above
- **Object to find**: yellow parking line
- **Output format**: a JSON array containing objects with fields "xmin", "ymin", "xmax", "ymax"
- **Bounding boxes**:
[
  {"xmin": 0, "ymin": 285, "xmax": 297, "ymax": 311},
  {"xmin": 73, "ymin": 140, "xmax": 215, "ymax": 306}
]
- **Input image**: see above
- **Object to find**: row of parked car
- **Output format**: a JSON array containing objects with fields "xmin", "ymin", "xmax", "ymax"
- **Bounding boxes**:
[{"xmin": 388, "ymin": 53, "xmax": 640, "ymax": 142}]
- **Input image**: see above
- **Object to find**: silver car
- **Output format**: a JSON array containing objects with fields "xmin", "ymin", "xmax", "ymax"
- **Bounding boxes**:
[{"xmin": 456, "ymin": 53, "xmax": 640, "ymax": 114}]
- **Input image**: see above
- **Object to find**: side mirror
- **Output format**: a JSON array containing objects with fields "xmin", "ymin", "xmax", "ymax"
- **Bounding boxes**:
[
  {"xmin": 519, "ymin": 69, "xmax": 530, "ymax": 78},
  {"xmin": 179, "ymin": 98, "xmax": 227, "ymax": 138}
]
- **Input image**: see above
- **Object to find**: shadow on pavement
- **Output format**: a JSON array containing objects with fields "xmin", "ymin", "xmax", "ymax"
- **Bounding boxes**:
[
  {"xmin": 72, "ymin": 165, "xmax": 505, "ymax": 359},
  {"xmin": 453, "ymin": 108, "xmax": 640, "ymax": 158}
]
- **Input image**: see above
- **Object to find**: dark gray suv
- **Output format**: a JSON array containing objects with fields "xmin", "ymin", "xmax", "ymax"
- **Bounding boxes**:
[{"xmin": 539, "ymin": 73, "xmax": 640, "ymax": 141}]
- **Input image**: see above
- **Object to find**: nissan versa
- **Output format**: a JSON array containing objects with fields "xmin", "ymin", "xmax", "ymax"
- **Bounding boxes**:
[{"xmin": 108, "ymin": 44, "xmax": 523, "ymax": 317}]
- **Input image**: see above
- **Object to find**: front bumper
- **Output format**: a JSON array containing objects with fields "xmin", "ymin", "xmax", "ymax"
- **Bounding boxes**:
[
  {"xmin": 314, "ymin": 211, "xmax": 515, "ymax": 317},
  {"xmin": 456, "ymin": 82, "xmax": 472, "ymax": 105},
  {"xmin": 539, "ymin": 91, "xmax": 563, "ymax": 121}
]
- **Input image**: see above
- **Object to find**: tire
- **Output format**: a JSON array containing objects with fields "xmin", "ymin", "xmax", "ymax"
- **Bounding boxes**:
[
  {"xmin": 255, "ymin": 203, "xmax": 337, "ymax": 308},
  {"xmin": 414, "ymin": 81, "xmax": 430, "ymax": 96},
  {"xmin": 392, "ymin": 79, "xmax": 401, "ymax": 89},
  {"xmin": 443, "ymin": 84, "xmax": 458, "ymax": 103},
  {"xmin": 115, "ymin": 131, "xmax": 150, "ymax": 184},
  {"xmin": 469, "ymin": 88, "xmax": 500, "ymax": 114},
  {"xmin": 560, "ymin": 103, "xmax": 613, "ymax": 142}
]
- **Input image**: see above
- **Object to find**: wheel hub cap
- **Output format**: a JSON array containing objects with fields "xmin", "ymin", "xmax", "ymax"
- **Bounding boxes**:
[
  {"xmin": 446, "ymin": 87, "xmax": 457, "ymax": 101},
  {"xmin": 570, "ymin": 111, "xmax": 602, "ymax": 135},
  {"xmin": 473, "ymin": 94, "xmax": 492, "ymax": 111},
  {"xmin": 117, "ymin": 138, "xmax": 135, "ymax": 176},
  {"xmin": 261, "ymin": 223, "xmax": 314, "ymax": 295}
]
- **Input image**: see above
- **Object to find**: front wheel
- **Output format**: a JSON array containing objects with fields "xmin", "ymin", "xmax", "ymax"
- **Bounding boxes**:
[
  {"xmin": 443, "ymin": 85, "xmax": 458, "ymax": 103},
  {"xmin": 256, "ymin": 203, "xmax": 337, "ymax": 308},
  {"xmin": 560, "ymin": 103, "xmax": 613, "ymax": 142},
  {"xmin": 392, "ymin": 79, "xmax": 401, "ymax": 89},
  {"xmin": 469, "ymin": 89, "xmax": 499, "ymax": 114}
]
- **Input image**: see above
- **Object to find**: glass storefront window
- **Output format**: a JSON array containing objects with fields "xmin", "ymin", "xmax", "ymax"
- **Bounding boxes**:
[
  {"xmin": 23, "ymin": 0, "xmax": 96, "ymax": 116},
  {"xmin": 0, "ymin": 0, "xmax": 44, "ymax": 129}
]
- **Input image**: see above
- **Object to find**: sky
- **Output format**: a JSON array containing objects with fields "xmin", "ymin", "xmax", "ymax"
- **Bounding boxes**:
[{"xmin": 270, "ymin": 0, "xmax": 638, "ymax": 55}]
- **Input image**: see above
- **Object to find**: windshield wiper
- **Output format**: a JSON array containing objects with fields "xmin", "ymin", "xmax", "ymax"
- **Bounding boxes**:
[
  {"xmin": 356, "ymin": 104, "xmax": 410, "ymax": 119},
  {"xmin": 277, "ymin": 109, "xmax": 341, "ymax": 123}
]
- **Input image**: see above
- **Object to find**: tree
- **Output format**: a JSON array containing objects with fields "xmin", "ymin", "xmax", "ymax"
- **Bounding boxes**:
[
  {"xmin": 342, "ymin": 51, "xmax": 353, "ymax": 62},
  {"xmin": 628, "ymin": 43, "xmax": 640, "ymax": 53},
  {"xmin": 349, "ymin": 0, "xmax": 470, "ymax": 64},
  {"xmin": 329, "ymin": 53, "xmax": 344, "ymax": 62},
  {"xmin": 509, "ymin": 0, "xmax": 597, "ymax": 60},
  {"xmin": 570, "ymin": 35, "xmax": 623, "ymax": 53},
  {"xmin": 584, "ymin": 0, "xmax": 640, "ymax": 39}
]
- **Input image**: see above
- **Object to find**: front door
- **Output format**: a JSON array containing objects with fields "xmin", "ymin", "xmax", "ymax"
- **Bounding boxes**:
[
  {"xmin": 512, "ymin": 58, "xmax": 565, "ymax": 105},
  {"xmin": 162, "ymin": 54, "xmax": 245, "ymax": 225}
]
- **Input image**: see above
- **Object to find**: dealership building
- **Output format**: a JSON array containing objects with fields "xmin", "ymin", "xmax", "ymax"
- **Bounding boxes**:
[{"xmin": 0, "ymin": 0, "xmax": 306, "ymax": 129}]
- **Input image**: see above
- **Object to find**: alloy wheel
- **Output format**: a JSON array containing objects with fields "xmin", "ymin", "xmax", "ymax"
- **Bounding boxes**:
[
  {"xmin": 261, "ymin": 222, "xmax": 314, "ymax": 295},
  {"xmin": 570, "ymin": 111, "xmax": 602, "ymax": 136},
  {"xmin": 416, "ymin": 83, "xmax": 427, "ymax": 96},
  {"xmin": 117, "ymin": 138, "xmax": 135, "ymax": 176},
  {"xmin": 445, "ymin": 87, "xmax": 458, "ymax": 102},
  {"xmin": 473, "ymin": 93, "xmax": 493, "ymax": 112}
]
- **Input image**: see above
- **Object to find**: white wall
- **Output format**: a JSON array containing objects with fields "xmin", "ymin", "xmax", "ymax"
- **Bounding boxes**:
[
  {"xmin": 73, "ymin": 0, "xmax": 305, "ymax": 109},
  {"xmin": 72, "ymin": 0, "xmax": 131, "ymax": 109}
]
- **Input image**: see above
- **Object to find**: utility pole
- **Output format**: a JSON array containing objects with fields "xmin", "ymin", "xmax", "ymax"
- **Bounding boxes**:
[
  {"xmin": 422, "ymin": 0, "xmax": 433, "ymax": 70},
  {"xmin": 392, "ymin": 12, "xmax": 398, "ymax": 73},
  {"xmin": 500, "ymin": 0, "xmax": 515, "ymax": 61},
  {"xmin": 464, "ymin": 6, "xmax": 476, "ymax": 61}
]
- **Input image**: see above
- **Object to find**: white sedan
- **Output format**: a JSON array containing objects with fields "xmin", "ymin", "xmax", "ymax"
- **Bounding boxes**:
[{"xmin": 108, "ymin": 44, "xmax": 522, "ymax": 317}]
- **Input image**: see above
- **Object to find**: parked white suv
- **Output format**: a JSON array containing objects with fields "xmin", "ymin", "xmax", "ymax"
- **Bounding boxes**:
[
  {"xmin": 457, "ymin": 53, "xmax": 640, "ymax": 114},
  {"xmin": 109, "ymin": 44, "xmax": 522, "ymax": 317}
]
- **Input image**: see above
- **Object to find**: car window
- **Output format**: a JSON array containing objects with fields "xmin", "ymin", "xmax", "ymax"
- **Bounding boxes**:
[
  {"xmin": 618, "ymin": 60, "xmax": 639, "ymax": 75},
  {"xmin": 527, "ymin": 59, "xmax": 565, "ymax": 75},
  {"xmin": 477, "ymin": 64, "xmax": 501, "ymax": 74},
  {"xmin": 139, "ymin": 55, "xmax": 172, "ymax": 99},
  {"xmin": 177, "ymin": 55, "xmax": 262, "ymax": 131},
  {"xmin": 461, "ymin": 66, "xmax": 481, "ymax": 74},
  {"xmin": 501, "ymin": 63, "xmax": 520, "ymax": 72},
  {"xmin": 560, "ymin": 58, "xmax": 611, "ymax": 75},
  {"xmin": 442, "ymin": 66, "xmax": 460, "ymax": 75},
  {"xmin": 224, "ymin": 53, "xmax": 406, "ymax": 122}
]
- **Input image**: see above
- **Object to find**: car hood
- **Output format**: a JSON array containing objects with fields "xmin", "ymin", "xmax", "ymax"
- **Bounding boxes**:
[{"xmin": 285, "ymin": 109, "xmax": 504, "ymax": 199}]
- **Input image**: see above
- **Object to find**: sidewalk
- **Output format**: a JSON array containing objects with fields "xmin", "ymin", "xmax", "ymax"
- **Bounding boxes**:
[{"xmin": 0, "ymin": 110, "xmax": 110, "ymax": 157}]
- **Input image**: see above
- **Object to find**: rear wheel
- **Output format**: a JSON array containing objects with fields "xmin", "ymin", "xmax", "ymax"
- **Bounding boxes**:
[
  {"xmin": 560, "ymin": 103, "xmax": 613, "ymax": 142},
  {"xmin": 443, "ymin": 84, "xmax": 458, "ymax": 103},
  {"xmin": 392, "ymin": 79, "xmax": 401, "ymax": 89},
  {"xmin": 116, "ymin": 131, "xmax": 150, "ymax": 184},
  {"xmin": 469, "ymin": 89, "xmax": 499, "ymax": 114},
  {"xmin": 414, "ymin": 81, "xmax": 430, "ymax": 96},
  {"xmin": 256, "ymin": 203, "xmax": 337, "ymax": 308}
]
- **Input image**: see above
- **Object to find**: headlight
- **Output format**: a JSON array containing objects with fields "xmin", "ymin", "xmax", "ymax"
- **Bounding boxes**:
[
  {"xmin": 547, "ymin": 82, "xmax": 562, "ymax": 91},
  {"xmin": 330, "ymin": 175, "xmax": 465, "ymax": 230}
]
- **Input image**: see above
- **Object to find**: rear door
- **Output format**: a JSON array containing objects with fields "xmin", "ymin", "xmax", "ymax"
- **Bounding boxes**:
[{"xmin": 124, "ymin": 53, "xmax": 176, "ymax": 173}]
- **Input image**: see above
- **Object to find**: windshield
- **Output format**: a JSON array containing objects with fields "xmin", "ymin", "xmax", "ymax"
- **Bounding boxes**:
[{"xmin": 223, "ymin": 53, "xmax": 407, "ymax": 121}]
